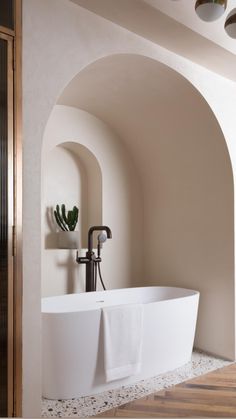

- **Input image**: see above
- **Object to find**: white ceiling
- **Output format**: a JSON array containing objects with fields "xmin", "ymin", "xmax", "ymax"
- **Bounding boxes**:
[{"xmin": 144, "ymin": 0, "xmax": 236, "ymax": 55}]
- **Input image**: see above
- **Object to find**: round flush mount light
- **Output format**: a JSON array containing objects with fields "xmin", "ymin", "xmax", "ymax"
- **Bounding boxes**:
[
  {"xmin": 225, "ymin": 9, "xmax": 236, "ymax": 38},
  {"xmin": 195, "ymin": 0, "xmax": 227, "ymax": 22}
]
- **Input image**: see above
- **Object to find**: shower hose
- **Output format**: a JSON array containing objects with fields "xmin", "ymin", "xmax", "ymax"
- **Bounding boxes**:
[{"xmin": 94, "ymin": 261, "xmax": 106, "ymax": 291}]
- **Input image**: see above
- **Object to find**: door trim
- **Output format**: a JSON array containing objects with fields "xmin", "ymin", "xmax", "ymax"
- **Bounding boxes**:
[
  {"xmin": 0, "ymin": 30, "xmax": 14, "ymax": 418},
  {"xmin": 0, "ymin": 26, "xmax": 15, "ymax": 37},
  {"xmin": 13, "ymin": 0, "xmax": 22, "ymax": 416},
  {"xmin": 7, "ymin": 33, "xmax": 14, "ymax": 418},
  {"xmin": 0, "ymin": 1, "xmax": 22, "ymax": 416}
]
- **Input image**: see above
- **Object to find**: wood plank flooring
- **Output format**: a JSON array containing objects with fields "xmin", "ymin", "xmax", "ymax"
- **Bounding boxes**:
[{"xmin": 97, "ymin": 363, "xmax": 236, "ymax": 417}]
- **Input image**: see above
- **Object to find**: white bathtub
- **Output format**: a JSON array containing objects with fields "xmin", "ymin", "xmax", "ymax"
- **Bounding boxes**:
[{"xmin": 42, "ymin": 286, "xmax": 199, "ymax": 399}]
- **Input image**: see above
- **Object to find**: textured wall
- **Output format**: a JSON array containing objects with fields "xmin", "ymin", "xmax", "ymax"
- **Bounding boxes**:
[{"xmin": 23, "ymin": 0, "xmax": 236, "ymax": 416}]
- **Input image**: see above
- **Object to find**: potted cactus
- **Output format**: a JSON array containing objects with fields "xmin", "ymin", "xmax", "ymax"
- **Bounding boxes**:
[{"xmin": 54, "ymin": 204, "xmax": 79, "ymax": 249}]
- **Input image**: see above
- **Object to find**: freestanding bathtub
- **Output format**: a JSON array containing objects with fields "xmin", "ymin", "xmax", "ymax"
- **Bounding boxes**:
[{"xmin": 42, "ymin": 286, "xmax": 199, "ymax": 399}]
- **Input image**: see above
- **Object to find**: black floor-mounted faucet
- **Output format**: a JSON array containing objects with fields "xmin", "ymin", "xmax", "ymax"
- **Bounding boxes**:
[{"xmin": 76, "ymin": 226, "xmax": 112, "ymax": 292}]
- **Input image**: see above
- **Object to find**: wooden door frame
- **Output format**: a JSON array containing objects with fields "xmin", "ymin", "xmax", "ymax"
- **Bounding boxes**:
[
  {"xmin": 0, "ymin": 1, "xmax": 22, "ymax": 416},
  {"xmin": 0, "ymin": 30, "xmax": 14, "ymax": 418},
  {"xmin": 13, "ymin": 0, "xmax": 22, "ymax": 416}
]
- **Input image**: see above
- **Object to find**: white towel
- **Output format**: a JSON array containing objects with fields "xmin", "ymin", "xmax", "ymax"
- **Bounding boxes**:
[{"xmin": 102, "ymin": 304, "xmax": 144, "ymax": 382}]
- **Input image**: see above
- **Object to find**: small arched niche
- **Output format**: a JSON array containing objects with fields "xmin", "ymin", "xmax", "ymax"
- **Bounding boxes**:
[
  {"xmin": 44, "ymin": 141, "xmax": 102, "ymax": 249},
  {"xmin": 42, "ymin": 141, "xmax": 102, "ymax": 297}
]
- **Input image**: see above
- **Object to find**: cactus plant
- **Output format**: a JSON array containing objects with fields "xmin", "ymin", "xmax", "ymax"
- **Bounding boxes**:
[{"xmin": 54, "ymin": 204, "xmax": 79, "ymax": 231}]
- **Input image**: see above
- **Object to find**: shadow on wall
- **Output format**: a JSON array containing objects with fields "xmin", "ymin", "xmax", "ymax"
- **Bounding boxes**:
[
  {"xmin": 44, "ymin": 206, "xmax": 58, "ymax": 249},
  {"xmin": 56, "ymin": 250, "xmax": 78, "ymax": 294}
]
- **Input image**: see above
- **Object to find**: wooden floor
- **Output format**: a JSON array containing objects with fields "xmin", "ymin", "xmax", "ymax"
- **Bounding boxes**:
[{"xmin": 97, "ymin": 363, "xmax": 236, "ymax": 417}]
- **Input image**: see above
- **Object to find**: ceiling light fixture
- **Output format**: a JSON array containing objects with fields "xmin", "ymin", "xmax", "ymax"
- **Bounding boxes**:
[
  {"xmin": 195, "ymin": 0, "xmax": 227, "ymax": 22},
  {"xmin": 225, "ymin": 9, "xmax": 236, "ymax": 38}
]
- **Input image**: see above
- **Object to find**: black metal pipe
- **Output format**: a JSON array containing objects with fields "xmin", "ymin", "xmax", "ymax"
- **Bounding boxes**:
[
  {"xmin": 85, "ymin": 257, "xmax": 95, "ymax": 292},
  {"xmin": 76, "ymin": 226, "xmax": 112, "ymax": 292}
]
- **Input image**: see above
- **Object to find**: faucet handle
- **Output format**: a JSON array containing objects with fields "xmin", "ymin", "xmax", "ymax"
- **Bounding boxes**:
[{"xmin": 76, "ymin": 251, "xmax": 90, "ymax": 264}]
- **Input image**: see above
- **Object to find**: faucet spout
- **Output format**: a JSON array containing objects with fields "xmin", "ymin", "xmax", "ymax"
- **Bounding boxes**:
[{"xmin": 88, "ymin": 225, "xmax": 112, "ymax": 253}]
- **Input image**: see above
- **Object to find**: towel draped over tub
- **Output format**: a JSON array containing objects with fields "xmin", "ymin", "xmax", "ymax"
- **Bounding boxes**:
[{"xmin": 102, "ymin": 303, "xmax": 144, "ymax": 382}]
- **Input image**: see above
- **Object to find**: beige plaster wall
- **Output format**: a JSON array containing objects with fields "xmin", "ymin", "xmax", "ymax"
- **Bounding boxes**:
[
  {"xmin": 42, "ymin": 106, "xmax": 143, "ymax": 297},
  {"xmin": 23, "ymin": 0, "xmax": 236, "ymax": 416},
  {"xmin": 59, "ymin": 53, "xmax": 234, "ymax": 359}
]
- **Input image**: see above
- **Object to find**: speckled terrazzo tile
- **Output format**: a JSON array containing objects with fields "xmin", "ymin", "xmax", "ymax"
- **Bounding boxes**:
[{"xmin": 41, "ymin": 350, "xmax": 233, "ymax": 418}]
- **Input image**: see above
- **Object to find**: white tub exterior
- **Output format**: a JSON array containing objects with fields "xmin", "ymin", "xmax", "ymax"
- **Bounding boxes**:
[{"xmin": 42, "ymin": 286, "xmax": 199, "ymax": 399}]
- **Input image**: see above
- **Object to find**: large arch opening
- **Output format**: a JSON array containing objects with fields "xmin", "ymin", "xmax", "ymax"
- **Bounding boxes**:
[{"xmin": 42, "ymin": 53, "xmax": 234, "ymax": 359}]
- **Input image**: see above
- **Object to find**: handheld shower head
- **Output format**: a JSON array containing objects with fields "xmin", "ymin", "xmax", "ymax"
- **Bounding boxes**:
[
  {"xmin": 88, "ymin": 225, "xmax": 112, "ymax": 252},
  {"xmin": 97, "ymin": 232, "xmax": 107, "ymax": 256},
  {"xmin": 97, "ymin": 231, "xmax": 108, "ymax": 257},
  {"xmin": 97, "ymin": 232, "xmax": 107, "ymax": 245}
]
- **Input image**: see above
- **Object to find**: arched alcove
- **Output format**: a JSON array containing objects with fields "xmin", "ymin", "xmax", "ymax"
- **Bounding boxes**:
[{"xmin": 56, "ymin": 53, "xmax": 234, "ymax": 360}]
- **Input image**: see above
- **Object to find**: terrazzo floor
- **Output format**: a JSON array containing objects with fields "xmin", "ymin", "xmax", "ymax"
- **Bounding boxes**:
[{"xmin": 42, "ymin": 350, "xmax": 232, "ymax": 418}]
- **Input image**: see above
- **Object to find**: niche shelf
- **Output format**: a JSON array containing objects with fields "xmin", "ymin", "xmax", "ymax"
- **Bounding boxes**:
[{"xmin": 44, "ymin": 142, "xmax": 102, "ymax": 249}]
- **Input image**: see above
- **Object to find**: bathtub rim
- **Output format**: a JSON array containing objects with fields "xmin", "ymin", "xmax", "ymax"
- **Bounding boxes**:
[{"xmin": 41, "ymin": 286, "xmax": 200, "ymax": 314}]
